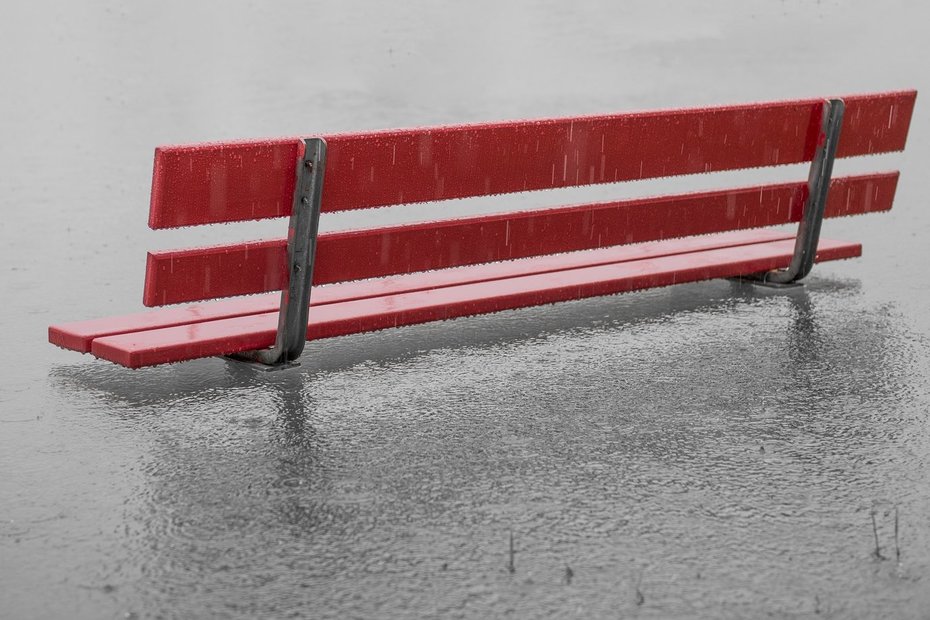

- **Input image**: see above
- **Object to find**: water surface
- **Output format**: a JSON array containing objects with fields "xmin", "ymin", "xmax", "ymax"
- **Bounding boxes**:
[{"xmin": 1, "ymin": 1, "xmax": 928, "ymax": 618}]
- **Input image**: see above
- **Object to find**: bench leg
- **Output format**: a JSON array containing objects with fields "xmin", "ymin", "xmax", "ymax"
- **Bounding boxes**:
[
  {"xmin": 728, "ymin": 276, "xmax": 803, "ymax": 290},
  {"xmin": 743, "ymin": 98, "xmax": 845, "ymax": 287},
  {"xmin": 227, "ymin": 138, "xmax": 327, "ymax": 369}
]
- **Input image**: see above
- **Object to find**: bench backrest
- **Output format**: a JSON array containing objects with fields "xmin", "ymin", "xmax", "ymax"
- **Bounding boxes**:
[{"xmin": 143, "ymin": 91, "xmax": 915, "ymax": 307}]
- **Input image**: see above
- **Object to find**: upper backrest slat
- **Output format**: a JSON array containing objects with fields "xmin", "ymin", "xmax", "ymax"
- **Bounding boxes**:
[{"xmin": 148, "ymin": 91, "xmax": 915, "ymax": 229}]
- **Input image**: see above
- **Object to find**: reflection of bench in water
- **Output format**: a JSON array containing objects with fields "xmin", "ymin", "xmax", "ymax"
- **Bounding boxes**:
[{"xmin": 49, "ymin": 91, "xmax": 915, "ymax": 369}]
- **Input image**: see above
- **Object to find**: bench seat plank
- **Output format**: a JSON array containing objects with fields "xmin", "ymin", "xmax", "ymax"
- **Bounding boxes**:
[
  {"xmin": 149, "ymin": 91, "xmax": 915, "ymax": 228},
  {"xmin": 144, "ymin": 172, "xmax": 898, "ymax": 305},
  {"xmin": 51, "ymin": 228, "xmax": 797, "ymax": 353},
  {"xmin": 89, "ymin": 236, "xmax": 860, "ymax": 368}
]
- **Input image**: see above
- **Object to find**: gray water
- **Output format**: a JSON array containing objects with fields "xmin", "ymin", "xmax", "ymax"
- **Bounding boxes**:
[{"xmin": 2, "ymin": 1, "xmax": 929, "ymax": 618}]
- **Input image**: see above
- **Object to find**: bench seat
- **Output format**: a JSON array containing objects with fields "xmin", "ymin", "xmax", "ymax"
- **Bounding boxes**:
[
  {"xmin": 48, "ymin": 91, "xmax": 915, "ymax": 370},
  {"xmin": 51, "ymin": 229, "xmax": 860, "ymax": 368}
]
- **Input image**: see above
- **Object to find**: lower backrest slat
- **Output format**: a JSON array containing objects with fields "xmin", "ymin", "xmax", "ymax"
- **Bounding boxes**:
[{"xmin": 143, "ymin": 172, "xmax": 897, "ymax": 306}]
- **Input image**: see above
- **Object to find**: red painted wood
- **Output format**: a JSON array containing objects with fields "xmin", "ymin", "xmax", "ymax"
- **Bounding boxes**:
[
  {"xmin": 148, "ymin": 91, "xmax": 915, "ymax": 228},
  {"xmin": 143, "ymin": 172, "xmax": 897, "ymax": 305},
  {"xmin": 53, "ymin": 228, "xmax": 797, "ymax": 353},
  {"xmin": 91, "ymin": 237, "xmax": 860, "ymax": 368},
  {"xmin": 48, "ymin": 294, "xmax": 277, "ymax": 353}
]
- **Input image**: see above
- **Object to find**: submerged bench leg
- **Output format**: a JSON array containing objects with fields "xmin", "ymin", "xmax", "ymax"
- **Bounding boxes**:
[
  {"xmin": 227, "ymin": 138, "xmax": 327, "ymax": 370},
  {"xmin": 737, "ymin": 99, "xmax": 845, "ymax": 288}
]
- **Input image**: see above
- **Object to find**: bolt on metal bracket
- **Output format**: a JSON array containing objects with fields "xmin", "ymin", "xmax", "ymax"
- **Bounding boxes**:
[
  {"xmin": 739, "ymin": 98, "xmax": 845, "ymax": 287},
  {"xmin": 227, "ymin": 137, "xmax": 327, "ymax": 370}
]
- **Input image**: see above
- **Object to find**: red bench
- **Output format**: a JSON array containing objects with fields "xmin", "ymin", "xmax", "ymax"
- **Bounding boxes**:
[{"xmin": 49, "ymin": 91, "xmax": 916, "ymax": 369}]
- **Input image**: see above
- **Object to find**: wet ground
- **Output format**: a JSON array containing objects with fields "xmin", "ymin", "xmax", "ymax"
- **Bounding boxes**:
[{"xmin": 2, "ymin": 1, "xmax": 929, "ymax": 618}]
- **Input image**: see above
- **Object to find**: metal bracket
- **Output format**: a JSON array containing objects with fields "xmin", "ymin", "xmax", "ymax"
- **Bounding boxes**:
[
  {"xmin": 227, "ymin": 138, "xmax": 327, "ymax": 369},
  {"xmin": 729, "ymin": 277, "xmax": 803, "ymax": 290},
  {"xmin": 744, "ymin": 98, "xmax": 845, "ymax": 287}
]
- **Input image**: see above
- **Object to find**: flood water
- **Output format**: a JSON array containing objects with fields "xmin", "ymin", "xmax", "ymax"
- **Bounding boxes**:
[{"xmin": 2, "ymin": 1, "xmax": 929, "ymax": 618}]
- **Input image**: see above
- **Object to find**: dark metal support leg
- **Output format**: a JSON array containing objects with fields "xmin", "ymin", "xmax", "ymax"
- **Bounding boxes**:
[
  {"xmin": 227, "ymin": 138, "xmax": 327, "ymax": 369},
  {"xmin": 739, "ymin": 98, "xmax": 845, "ymax": 287}
]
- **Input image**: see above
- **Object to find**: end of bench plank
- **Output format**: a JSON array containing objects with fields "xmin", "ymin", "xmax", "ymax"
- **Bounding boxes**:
[
  {"xmin": 49, "ymin": 324, "xmax": 92, "ymax": 354},
  {"xmin": 48, "ymin": 293, "xmax": 282, "ymax": 354}
]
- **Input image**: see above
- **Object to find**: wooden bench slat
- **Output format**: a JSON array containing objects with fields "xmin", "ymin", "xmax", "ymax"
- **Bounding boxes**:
[
  {"xmin": 143, "ymin": 172, "xmax": 898, "ymax": 306},
  {"xmin": 148, "ymin": 91, "xmax": 915, "ymax": 228},
  {"xmin": 49, "ymin": 294, "xmax": 277, "ymax": 354},
  {"xmin": 53, "ymin": 228, "xmax": 796, "ymax": 353},
  {"xmin": 91, "ymin": 236, "xmax": 860, "ymax": 368}
]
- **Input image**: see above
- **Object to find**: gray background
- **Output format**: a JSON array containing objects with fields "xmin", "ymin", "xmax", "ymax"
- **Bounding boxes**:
[{"xmin": 1, "ymin": 1, "xmax": 928, "ymax": 618}]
